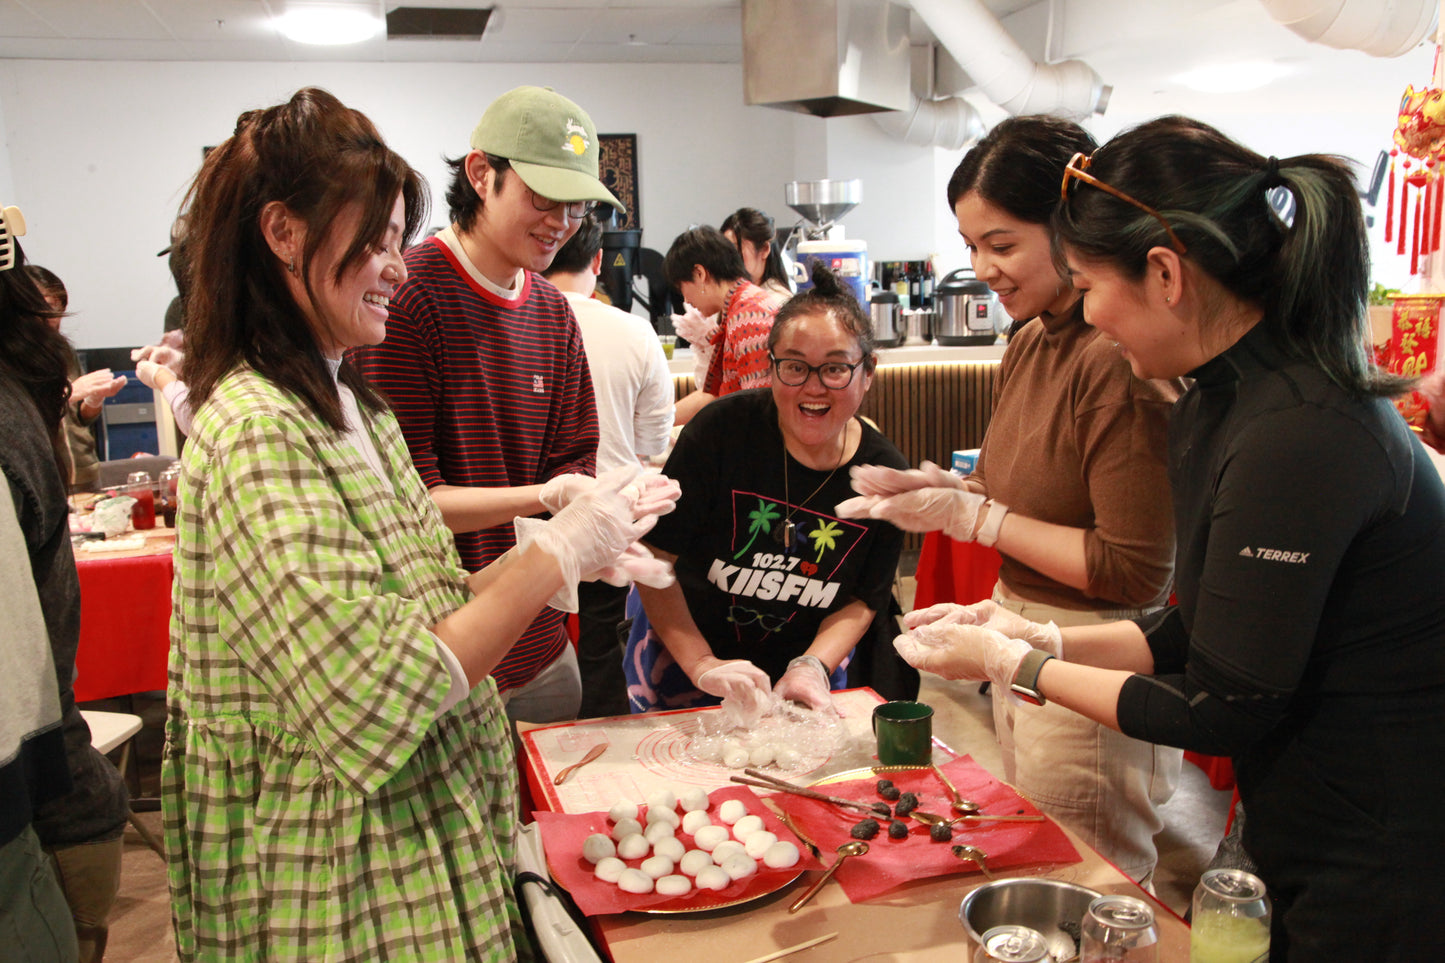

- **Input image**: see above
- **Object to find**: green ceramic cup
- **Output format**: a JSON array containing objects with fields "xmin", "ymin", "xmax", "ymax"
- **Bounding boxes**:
[{"xmin": 872, "ymin": 700, "xmax": 934, "ymax": 766}]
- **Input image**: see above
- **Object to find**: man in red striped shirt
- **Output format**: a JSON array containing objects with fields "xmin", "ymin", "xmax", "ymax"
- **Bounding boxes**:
[{"xmin": 354, "ymin": 86, "xmax": 623, "ymax": 724}]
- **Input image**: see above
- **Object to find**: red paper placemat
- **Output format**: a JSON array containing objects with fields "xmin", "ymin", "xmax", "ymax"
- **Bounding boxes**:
[
  {"xmin": 777, "ymin": 756, "xmax": 1079, "ymax": 903},
  {"xmin": 535, "ymin": 786, "xmax": 824, "ymax": 915}
]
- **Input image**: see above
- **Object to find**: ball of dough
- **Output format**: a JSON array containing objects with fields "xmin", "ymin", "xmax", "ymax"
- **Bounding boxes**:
[
  {"xmin": 655, "ymin": 874, "xmax": 692, "ymax": 897},
  {"xmin": 645, "ymin": 805, "xmax": 680, "ymax": 827},
  {"xmin": 692, "ymin": 824, "xmax": 730, "ymax": 852},
  {"xmin": 695, "ymin": 865, "xmax": 731, "ymax": 891},
  {"xmin": 763, "ymin": 840, "xmax": 801, "ymax": 869},
  {"xmin": 678, "ymin": 849, "xmax": 714, "ymax": 877},
  {"xmin": 645, "ymin": 789, "xmax": 677, "ymax": 812},
  {"xmin": 748, "ymin": 745, "xmax": 776, "ymax": 767},
  {"xmin": 643, "ymin": 821, "xmax": 676, "ymax": 845},
  {"xmin": 743, "ymin": 830, "xmax": 778, "ymax": 859},
  {"xmin": 610, "ymin": 817, "xmax": 643, "ymax": 842},
  {"xmin": 775, "ymin": 747, "xmax": 801, "ymax": 769},
  {"xmin": 594, "ymin": 856, "xmax": 626, "ymax": 883},
  {"xmin": 730, "ymin": 814, "xmax": 765, "ymax": 841},
  {"xmin": 639, "ymin": 855, "xmax": 674, "ymax": 880},
  {"xmin": 722, "ymin": 746, "xmax": 750, "ymax": 769},
  {"xmin": 608, "ymin": 800, "xmax": 639, "ymax": 823},
  {"xmin": 711, "ymin": 840, "xmax": 747, "ymax": 864},
  {"xmin": 653, "ymin": 836, "xmax": 686, "ymax": 862},
  {"xmin": 616, "ymin": 833, "xmax": 650, "ymax": 860},
  {"xmin": 681, "ymin": 810, "xmax": 712, "ymax": 836},
  {"xmin": 717, "ymin": 799, "xmax": 748, "ymax": 825},
  {"xmin": 617, "ymin": 868, "xmax": 654, "ymax": 894},
  {"xmin": 582, "ymin": 833, "xmax": 616, "ymax": 864},
  {"xmin": 679, "ymin": 787, "xmax": 710, "ymax": 813},
  {"xmin": 719, "ymin": 853, "xmax": 758, "ymax": 882}
]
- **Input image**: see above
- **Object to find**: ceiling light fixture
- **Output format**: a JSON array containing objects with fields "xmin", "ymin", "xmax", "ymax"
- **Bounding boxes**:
[
  {"xmin": 1173, "ymin": 61, "xmax": 1291, "ymax": 94},
  {"xmin": 277, "ymin": 7, "xmax": 383, "ymax": 46}
]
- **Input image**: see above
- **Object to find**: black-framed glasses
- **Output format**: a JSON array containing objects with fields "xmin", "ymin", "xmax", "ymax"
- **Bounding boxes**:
[
  {"xmin": 770, "ymin": 354, "xmax": 866, "ymax": 389},
  {"xmin": 526, "ymin": 186, "xmax": 596, "ymax": 220},
  {"xmin": 1060, "ymin": 151, "xmax": 1188, "ymax": 254}
]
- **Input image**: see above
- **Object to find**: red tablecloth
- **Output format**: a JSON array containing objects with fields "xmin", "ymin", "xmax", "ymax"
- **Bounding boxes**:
[{"xmin": 74, "ymin": 540, "xmax": 173, "ymax": 701}]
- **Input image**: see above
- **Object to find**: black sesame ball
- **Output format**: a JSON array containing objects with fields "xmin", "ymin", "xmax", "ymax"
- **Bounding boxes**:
[
  {"xmin": 887, "ymin": 820, "xmax": 909, "ymax": 840},
  {"xmin": 850, "ymin": 818, "xmax": 881, "ymax": 840},
  {"xmin": 929, "ymin": 822, "xmax": 953, "ymax": 843},
  {"xmin": 895, "ymin": 792, "xmax": 920, "ymax": 817},
  {"xmin": 870, "ymin": 802, "xmax": 893, "ymax": 818},
  {"xmin": 879, "ymin": 784, "xmax": 901, "ymax": 801}
]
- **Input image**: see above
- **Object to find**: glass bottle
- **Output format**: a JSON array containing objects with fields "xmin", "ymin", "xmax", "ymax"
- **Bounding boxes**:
[
  {"xmin": 1081, "ymin": 894, "xmax": 1158, "ymax": 962},
  {"xmin": 125, "ymin": 469, "xmax": 156, "ymax": 530}
]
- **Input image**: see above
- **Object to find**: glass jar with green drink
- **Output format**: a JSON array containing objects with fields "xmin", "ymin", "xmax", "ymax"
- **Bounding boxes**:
[{"xmin": 1190, "ymin": 868, "xmax": 1270, "ymax": 963}]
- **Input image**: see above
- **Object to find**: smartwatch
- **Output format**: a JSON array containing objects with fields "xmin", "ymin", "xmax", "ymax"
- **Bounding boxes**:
[
  {"xmin": 1010, "ymin": 648, "xmax": 1054, "ymax": 706},
  {"xmin": 976, "ymin": 499, "xmax": 1009, "ymax": 547}
]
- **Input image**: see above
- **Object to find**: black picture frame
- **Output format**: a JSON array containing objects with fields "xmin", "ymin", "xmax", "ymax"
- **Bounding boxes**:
[{"xmin": 599, "ymin": 133, "xmax": 639, "ymax": 230}]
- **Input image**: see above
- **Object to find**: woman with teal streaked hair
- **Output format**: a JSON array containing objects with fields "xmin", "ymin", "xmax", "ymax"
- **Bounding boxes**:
[{"xmin": 624, "ymin": 263, "xmax": 907, "ymax": 714}]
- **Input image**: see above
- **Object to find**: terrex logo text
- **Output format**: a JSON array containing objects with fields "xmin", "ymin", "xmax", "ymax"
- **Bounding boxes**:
[{"xmin": 1238, "ymin": 546, "xmax": 1310, "ymax": 563}]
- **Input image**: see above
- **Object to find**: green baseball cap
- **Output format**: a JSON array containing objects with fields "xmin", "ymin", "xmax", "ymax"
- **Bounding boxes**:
[{"xmin": 470, "ymin": 86, "xmax": 623, "ymax": 213}]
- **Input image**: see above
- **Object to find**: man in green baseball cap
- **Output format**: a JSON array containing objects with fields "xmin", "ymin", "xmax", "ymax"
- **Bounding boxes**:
[{"xmin": 354, "ymin": 85, "xmax": 626, "ymax": 725}]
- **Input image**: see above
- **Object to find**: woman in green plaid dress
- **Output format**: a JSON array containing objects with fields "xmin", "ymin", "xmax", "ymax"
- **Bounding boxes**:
[{"xmin": 161, "ymin": 88, "xmax": 662, "ymax": 962}]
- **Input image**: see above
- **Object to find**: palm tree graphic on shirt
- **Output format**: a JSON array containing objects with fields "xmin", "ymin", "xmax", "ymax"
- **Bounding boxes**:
[
  {"xmin": 733, "ymin": 499, "xmax": 781, "ymax": 559},
  {"xmin": 808, "ymin": 520, "xmax": 842, "ymax": 563}
]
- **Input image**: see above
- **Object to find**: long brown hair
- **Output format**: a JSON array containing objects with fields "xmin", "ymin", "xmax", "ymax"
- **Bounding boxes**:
[
  {"xmin": 181, "ymin": 87, "xmax": 427, "ymax": 429},
  {"xmin": 0, "ymin": 244, "xmax": 72, "ymax": 480}
]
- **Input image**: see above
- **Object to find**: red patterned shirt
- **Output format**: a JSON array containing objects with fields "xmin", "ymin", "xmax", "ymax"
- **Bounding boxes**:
[{"xmin": 702, "ymin": 280, "xmax": 785, "ymax": 396}]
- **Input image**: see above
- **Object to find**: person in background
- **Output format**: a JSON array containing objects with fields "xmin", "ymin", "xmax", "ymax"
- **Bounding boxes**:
[
  {"xmin": 663, "ymin": 225, "xmax": 784, "ymax": 425},
  {"xmin": 5, "ymin": 240, "xmax": 128, "ymax": 961},
  {"xmin": 165, "ymin": 86, "xmax": 668, "ymax": 961},
  {"xmin": 895, "ymin": 115, "xmax": 1445, "ymax": 960},
  {"xmin": 629, "ymin": 264, "xmax": 906, "ymax": 713},
  {"xmin": 25, "ymin": 266, "xmax": 127, "ymax": 493},
  {"xmin": 354, "ymin": 85, "xmax": 632, "ymax": 726},
  {"xmin": 543, "ymin": 212, "xmax": 675, "ymax": 717},
  {"xmin": 839, "ymin": 116, "xmax": 1183, "ymax": 885},
  {"xmin": 721, "ymin": 207, "xmax": 792, "ymax": 299}
]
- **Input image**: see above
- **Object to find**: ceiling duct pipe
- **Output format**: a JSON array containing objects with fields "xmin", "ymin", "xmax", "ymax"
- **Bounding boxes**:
[
  {"xmin": 909, "ymin": 0, "xmax": 1111, "ymax": 121},
  {"xmin": 871, "ymin": 89, "xmax": 986, "ymax": 150},
  {"xmin": 1259, "ymin": 0, "xmax": 1437, "ymax": 57}
]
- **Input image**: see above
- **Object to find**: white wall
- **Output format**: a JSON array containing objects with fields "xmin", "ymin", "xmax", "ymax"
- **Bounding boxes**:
[{"xmin": 0, "ymin": 59, "xmax": 799, "ymax": 349}]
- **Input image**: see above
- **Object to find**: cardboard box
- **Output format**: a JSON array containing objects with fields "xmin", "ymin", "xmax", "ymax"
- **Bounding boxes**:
[{"xmin": 952, "ymin": 448, "xmax": 980, "ymax": 476}]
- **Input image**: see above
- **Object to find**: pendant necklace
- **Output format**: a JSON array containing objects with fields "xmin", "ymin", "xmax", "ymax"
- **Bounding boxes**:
[{"xmin": 776, "ymin": 426, "xmax": 848, "ymax": 553}]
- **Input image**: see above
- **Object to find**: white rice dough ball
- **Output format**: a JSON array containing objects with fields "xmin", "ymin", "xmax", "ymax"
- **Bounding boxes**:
[
  {"xmin": 679, "ymin": 787, "xmax": 710, "ymax": 813},
  {"xmin": 730, "ymin": 814, "xmax": 765, "ymax": 841},
  {"xmin": 653, "ymin": 836, "xmax": 686, "ymax": 863},
  {"xmin": 695, "ymin": 865, "xmax": 731, "ymax": 891},
  {"xmin": 655, "ymin": 874, "xmax": 692, "ymax": 897},
  {"xmin": 717, "ymin": 799, "xmax": 748, "ymax": 825},
  {"xmin": 645, "ymin": 789, "xmax": 677, "ymax": 813},
  {"xmin": 645, "ymin": 805, "xmax": 680, "ymax": 827},
  {"xmin": 743, "ymin": 830, "xmax": 778, "ymax": 859},
  {"xmin": 678, "ymin": 849, "xmax": 714, "ymax": 877},
  {"xmin": 608, "ymin": 799, "xmax": 639, "ymax": 823},
  {"xmin": 711, "ymin": 840, "xmax": 747, "ymax": 864},
  {"xmin": 775, "ymin": 747, "xmax": 801, "ymax": 770},
  {"xmin": 692, "ymin": 824, "xmax": 730, "ymax": 852},
  {"xmin": 763, "ymin": 840, "xmax": 801, "ymax": 869},
  {"xmin": 643, "ymin": 821, "xmax": 676, "ymax": 845},
  {"xmin": 719, "ymin": 853, "xmax": 758, "ymax": 882},
  {"xmin": 594, "ymin": 856, "xmax": 626, "ymax": 883},
  {"xmin": 616, "ymin": 833, "xmax": 650, "ymax": 860},
  {"xmin": 681, "ymin": 810, "xmax": 712, "ymax": 836},
  {"xmin": 581, "ymin": 833, "xmax": 616, "ymax": 864},
  {"xmin": 639, "ymin": 855, "xmax": 674, "ymax": 880},
  {"xmin": 722, "ymin": 746, "xmax": 750, "ymax": 769},
  {"xmin": 748, "ymin": 745, "xmax": 776, "ymax": 767},
  {"xmin": 610, "ymin": 817, "xmax": 643, "ymax": 842},
  {"xmin": 617, "ymin": 868, "xmax": 655, "ymax": 894}
]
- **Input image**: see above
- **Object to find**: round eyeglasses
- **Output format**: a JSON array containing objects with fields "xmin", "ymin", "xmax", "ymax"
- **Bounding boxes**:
[
  {"xmin": 770, "ymin": 354, "xmax": 866, "ymax": 390},
  {"xmin": 527, "ymin": 187, "xmax": 597, "ymax": 220}
]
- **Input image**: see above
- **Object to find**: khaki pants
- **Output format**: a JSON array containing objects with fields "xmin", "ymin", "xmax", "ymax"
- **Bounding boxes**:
[
  {"xmin": 45, "ymin": 836, "xmax": 123, "ymax": 963},
  {"xmin": 0, "ymin": 826, "xmax": 78, "ymax": 963},
  {"xmin": 991, "ymin": 586, "xmax": 1183, "ymax": 885}
]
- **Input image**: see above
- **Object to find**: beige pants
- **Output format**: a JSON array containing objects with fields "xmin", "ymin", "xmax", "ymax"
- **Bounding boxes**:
[
  {"xmin": 45, "ymin": 836, "xmax": 123, "ymax": 963},
  {"xmin": 990, "ymin": 586, "xmax": 1182, "ymax": 885}
]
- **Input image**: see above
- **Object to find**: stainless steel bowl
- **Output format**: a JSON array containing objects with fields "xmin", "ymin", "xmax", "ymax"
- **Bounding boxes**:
[
  {"xmin": 784, "ymin": 178, "xmax": 862, "ymax": 231},
  {"xmin": 959, "ymin": 878, "xmax": 1102, "ymax": 962}
]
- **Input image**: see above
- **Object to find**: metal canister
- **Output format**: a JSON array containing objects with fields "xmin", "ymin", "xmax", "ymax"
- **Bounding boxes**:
[{"xmin": 870, "ymin": 289, "xmax": 903, "ymax": 347}]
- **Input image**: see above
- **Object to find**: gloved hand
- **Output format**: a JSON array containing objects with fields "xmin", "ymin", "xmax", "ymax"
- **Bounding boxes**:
[
  {"xmin": 516, "ymin": 465, "xmax": 658, "ymax": 612},
  {"xmin": 672, "ymin": 303, "xmax": 719, "ymax": 385},
  {"xmin": 904, "ymin": 600, "xmax": 1062, "ymax": 657},
  {"xmin": 839, "ymin": 486, "xmax": 986, "ymax": 541},
  {"xmin": 594, "ymin": 541, "xmax": 675, "ymax": 590},
  {"xmin": 131, "ymin": 335, "xmax": 186, "ymax": 375},
  {"xmin": 692, "ymin": 654, "xmax": 772, "ymax": 704},
  {"xmin": 773, "ymin": 655, "xmax": 835, "ymax": 712},
  {"xmin": 893, "ymin": 622, "xmax": 1033, "ymax": 688},
  {"xmin": 539, "ymin": 473, "xmax": 597, "ymax": 514},
  {"xmin": 70, "ymin": 369, "xmax": 127, "ymax": 410},
  {"xmin": 630, "ymin": 470, "xmax": 682, "ymax": 517},
  {"xmin": 848, "ymin": 459, "xmax": 967, "ymax": 498}
]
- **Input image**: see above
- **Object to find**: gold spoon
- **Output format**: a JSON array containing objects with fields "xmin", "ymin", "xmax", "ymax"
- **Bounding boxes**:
[
  {"xmin": 931, "ymin": 763, "xmax": 981, "ymax": 815},
  {"xmin": 552, "ymin": 743, "xmax": 606, "ymax": 785},
  {"xmin": 912, "ymin": 810, "xmax": 1046, "ymax": 826},
  {"xmin": 788, "ymin": 840, "xmax": 868, "ymax": 913},
  {"xmin": 951, "ymin": 843, "xmax": 995, "ymax": 879}
]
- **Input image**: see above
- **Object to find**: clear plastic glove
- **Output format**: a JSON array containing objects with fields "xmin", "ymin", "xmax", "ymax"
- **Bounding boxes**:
[
  {"xmin": 671, "ymin": 303, "xmax": 717, "ymax": 347},
  {"xmin": 539, "ymin": 473, "xmax": 597, "ymax": 514},
  {"xmin": 131, "ymin": 334, "xmax": 186, "ymax": 375},
  {"xmin": 840, "ymin": 486, "xmax": 986, "ymax": 541},
  {"xmin": 692, "ymin": 654, "xmax": 772, "ymax": 704},
  {"xmin": 71, "ymin": 369, "xmax": 127, "ymax": 409},
  {"xmin": 515, "ymin": 465, "xmax": 657, "ymax": 613},
  {"xmin": 893, "ymin": 622, "xmax": 1033, "ymax": 688},
  {"xmin": 133, "ymin": 359, "xmax": 178, "ymax": 392},
  {"xmin": 594, "ymin": 541, "xmax": 675, "ymax": 590},
  {"xmin": 773, "ymin": 655, "xmax": 834, "ymax": 712},
  {"xmin": 631, "ymin": 470, "xmax": 681, "ymax": 517},
  {"xmin": 903, "ymin": 601, "xmax": 1062, "ymax": 657},
  {"xmin": 848, "ymin": 460, "xmax": 967, "ymax": 498}
]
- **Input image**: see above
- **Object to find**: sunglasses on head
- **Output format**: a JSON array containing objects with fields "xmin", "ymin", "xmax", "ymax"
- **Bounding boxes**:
[{"xmin": 1060, "ymin": 152, "xmax": 1187, "ymax": 254}]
